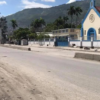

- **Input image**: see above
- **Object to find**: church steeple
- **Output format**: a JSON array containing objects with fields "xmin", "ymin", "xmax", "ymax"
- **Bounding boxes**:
[{"xmin": 90, "ymin": 0, "xmax": 95, "ymax": 8}]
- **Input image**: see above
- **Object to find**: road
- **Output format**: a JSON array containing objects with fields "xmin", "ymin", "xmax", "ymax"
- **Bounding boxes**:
[{"xmin": 0, "ymin": 46, "xmax": 100, "ymax": 100}]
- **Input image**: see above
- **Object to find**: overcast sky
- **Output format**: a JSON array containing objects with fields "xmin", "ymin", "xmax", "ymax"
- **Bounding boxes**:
[{"xmin": 0, "ymin": 0, "xmax": 79, "ymax": 16}]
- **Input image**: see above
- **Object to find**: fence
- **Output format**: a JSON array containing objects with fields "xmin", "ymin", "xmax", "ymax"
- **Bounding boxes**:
[
  {"xmin": 28, "ymin": 38, "xmax": 55, "ymax": 47},
  {"xmin": 70, "ymin": 36, "xmax": 100, "ymax": 48}
]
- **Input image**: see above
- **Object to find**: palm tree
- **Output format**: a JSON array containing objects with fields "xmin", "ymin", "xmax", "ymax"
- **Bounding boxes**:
[
  {"xmin": 39, "ymin": 17, "xmax": 45, "ymax": 27},
  {"xmin": 11, "ymin": 19, "xmax": 18, "ymax": 30},
  {"xmin": 75, "ymin": 7, "xmax": 82, "ymax": 26},
  {"xmin": 63, "ymin": 16, "xmax": 69, "ymax": 23},
  {"xmin": 31, "ymin": 18, "xmax": 45, "ymax": 32},
  {"xmin": 67, "ymin": 6, "xmax": 75, "ymax": 28}
]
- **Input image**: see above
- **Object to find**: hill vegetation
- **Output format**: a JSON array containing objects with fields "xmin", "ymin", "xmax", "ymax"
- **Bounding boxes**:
[{"xmin": 6, "ymin": 0, "xmax": 100, "ymax": 28}]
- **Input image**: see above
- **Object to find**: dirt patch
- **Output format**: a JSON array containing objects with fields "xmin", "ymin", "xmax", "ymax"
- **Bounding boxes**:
[{"xmin": 0, "ymin": 62, "xmax": 45, "ymax": 100}]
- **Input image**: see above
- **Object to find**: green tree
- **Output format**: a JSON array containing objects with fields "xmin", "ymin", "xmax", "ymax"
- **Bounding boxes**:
[
  {"xmin": 11, "ymin": 19, "xmax": 18, "ymax": 30},
  {"xmin": 28, "ymin": 33, "xmax": 37, "ymax": 40},
  {"xmin": 0, "ymin": 17, "xmax": 8, "ymax": 43},
  {"xmin": 31, "ymin": 18, "xmax": 45, "ymax": 32},
  {"xmin": 13, "ymin": 28, "xmax": 30, "ymax": 40},
  {"xmin": 67, "ymin": 6, "xmax": 75, "ymax": 28},
  {"xmin": 77, "ymin": 24, "xmax": 81, "ymax": 28},
  {"xmin": 54, "ymin": 16, "xmax": 64, "ymax": 29},
  {"xmin": 63, "ymin": 16, "xmax": 69, "ymax": 24},
  {"xmin": 75, "ymin": 7, "xmax": 82, "ymax": 26}
]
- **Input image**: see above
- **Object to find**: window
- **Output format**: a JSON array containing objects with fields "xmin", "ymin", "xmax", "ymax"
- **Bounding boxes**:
[
  {"xmin": 98, "ymin": 28, "xmax": 100, "ymax": 34},
  {"xmin": 62, "ymin": 30, "xmax": 65, "ymax": 33},
  {"xmin": 59, "ymin": 30, "xmax": 61, "ymax": 33},
  {"xmin": 66, "ymin": 29, "xmax": 68, "ymax": 32}
]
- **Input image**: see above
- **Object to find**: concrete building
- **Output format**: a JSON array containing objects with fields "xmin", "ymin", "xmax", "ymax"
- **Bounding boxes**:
[{"xmin": 52, "ymin": 28, "xmax": 80, "ymax": 40}]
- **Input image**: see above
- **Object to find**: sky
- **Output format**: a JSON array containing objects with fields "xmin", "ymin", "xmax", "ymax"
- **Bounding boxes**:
[{"xmin": 0, "ymin": 0, "xmax": 79, "ymax": 16}]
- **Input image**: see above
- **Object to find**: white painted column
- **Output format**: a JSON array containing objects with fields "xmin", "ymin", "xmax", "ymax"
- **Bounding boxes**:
[
  {"xmin": 80, "ymin": 37, "xmax": 83, "ymax": 48},
  {"xmin": 91, "ymin": 36, "xmax": 94, "ymax": 48},
  {"xmin": 68, "ymin": 37, "xmax": 70, "ymax": 46}
]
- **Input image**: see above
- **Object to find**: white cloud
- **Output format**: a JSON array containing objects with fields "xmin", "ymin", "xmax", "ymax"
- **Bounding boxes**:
[
  {"xmin": 41, "ymin": 0, "xmax": 55, "ymax": 2},
  {"xmin": 0, "ymin": 1, "xmax": 7, "ymax": 5},
  {"xmin": 67, "ymin": 0, "xmax": 76, "ymax": 4},
  {"xmin": 22, "ymin": 0, "xmax": 51, "ymax": 8}
]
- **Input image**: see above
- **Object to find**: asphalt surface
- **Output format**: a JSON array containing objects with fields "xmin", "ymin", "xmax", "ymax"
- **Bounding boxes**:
[{"xmin": 0, "ymin": 46, "xmax": 100, "ymax": 100}]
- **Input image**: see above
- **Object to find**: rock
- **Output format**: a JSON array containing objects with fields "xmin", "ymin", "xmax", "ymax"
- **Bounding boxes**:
[
  {"xmin": 84, "ymin": 47, "xmax": 90, "ymax": 50},
  {"xmin": 28, "ymin": 48, "xmax": 31, "ymax": 51}
]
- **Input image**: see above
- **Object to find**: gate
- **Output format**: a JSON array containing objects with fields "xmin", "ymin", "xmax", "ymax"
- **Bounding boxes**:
[{"xmin": 55, "ymin": 37, "xmax": 69, "ymax": 46}]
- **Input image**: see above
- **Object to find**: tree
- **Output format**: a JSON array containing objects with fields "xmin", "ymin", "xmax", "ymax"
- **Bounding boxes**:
[
  {"xmin": 31, "ymin": 18, "xmax": 46, "ymax": 32},
  {"xmin": 28, "ymin": 33, "xmax": 37, "ymax": 40},
  {"xmin": 37, "ymin": 33, "xmax": 50, "ymax": 40},
  {"xmin": 77, "ymin": 24, "xmax": 81, "ymax": 28},
  {"xmin": 11, "ymin": 19, "xmax": 18, "ymax": 30},
  {"xmin": 54, "ymin": 16, "xmax": 69, "ymax": 29},
  {"xmin": 67, "ymin": 6, "xmax": 75, "ymax": 28},
  {"xmin": 75, "ymin": 7, "xmax": 82, "ymax": 26},
  {"xmin": 37, "ymin": 33, "xmax": 45, "ymax": 40},
  {"xmin": 44, "ymin": 16, "xmax": 69, "ymax": 32},
  {"xmin": 0, "ymin": 17, "xmax": 8, "ymax": 43},
  {"xmin": 44, "ymin": 23, "xmax": 58, "ymax": 32},
  {"xmin": 13, "ymin": 28, "xmax": 30, "ymax": 40},
  {"xmin": 63, "ymin": 16, "xmax": 69, "ymax": 24},
  {"xmin": 54, "ymin": 16, "xmax": 64, "ymax": 29},
  {"xmin": 63, "ymin": 16, "xmax": 69, "ymax": 28}
]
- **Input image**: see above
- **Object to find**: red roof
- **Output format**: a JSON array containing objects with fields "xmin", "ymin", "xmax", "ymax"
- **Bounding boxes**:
[{"xmin": 95, "ymin": 6, "xmax": 100, "ymax": 13}]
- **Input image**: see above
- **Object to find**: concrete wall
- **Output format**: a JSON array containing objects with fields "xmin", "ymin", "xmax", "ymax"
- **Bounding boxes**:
[
  {"xmin": 28, "ymin": 40, "xmax": 55, "ymax": 47},
  {"xmin": 93, "ymin": 41, "xmax": 100, "ymax": 47},
  {"xmin": 69, "ymin": 41, "xmax": 80, "ymax": 47},
  {"xmin": 82, "ymin": 41, "xmax": 91, "ymax": 47},
  {"xmin": 70, "ymin": 41, "xmax": 100, "ymax": 47},
  {"xmin": 74, "ymin": 52, "xmax": 100, "ymax": 62}
]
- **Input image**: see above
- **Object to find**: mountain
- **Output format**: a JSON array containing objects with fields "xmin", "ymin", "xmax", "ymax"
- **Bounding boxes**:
[{"xmin": 6, "ymin": 0, "xmax": 100, "ymax": 28}]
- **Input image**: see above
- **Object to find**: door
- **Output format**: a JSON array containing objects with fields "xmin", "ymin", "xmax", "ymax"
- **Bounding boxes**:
[
  {"xmin": 55, "ymin": 36, "xmax": 69, "ymax": 46},
  {"xmin": 87, "ymin": 28, "xmax": 96, "ymax": 41}
]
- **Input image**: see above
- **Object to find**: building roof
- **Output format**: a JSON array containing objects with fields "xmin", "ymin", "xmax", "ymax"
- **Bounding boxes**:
[{"xmin": 95, "ymin": 6, "xmax": 100, "ymax": 13}]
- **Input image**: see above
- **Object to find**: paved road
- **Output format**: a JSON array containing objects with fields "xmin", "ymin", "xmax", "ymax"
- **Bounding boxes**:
[{"xmin": 0, "ymin": 46, "xmax": 100, "ymax": 100}]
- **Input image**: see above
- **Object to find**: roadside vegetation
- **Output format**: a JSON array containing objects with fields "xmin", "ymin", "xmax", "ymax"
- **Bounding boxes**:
[{"xmin": 1, "ymin": 6, "xmax": 82, "ymax": 44}]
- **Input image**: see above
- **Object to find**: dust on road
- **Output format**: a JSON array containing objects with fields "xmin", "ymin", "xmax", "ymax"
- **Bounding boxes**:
[{"xmin": 0, "ymin": 62, "xmax": 47, "ymax": 100}]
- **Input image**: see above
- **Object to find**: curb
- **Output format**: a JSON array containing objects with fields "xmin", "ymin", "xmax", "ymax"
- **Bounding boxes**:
[
  {"xmin": 30, "ymin": 46, "xmax": 100, "ymax": 53},
  {"xmin": 0, "ymin": 45, "xmax": 31, "ymax": 51},
  {"xmin": 74, "ymin": 53, "xmax": 100, "ymax": 61}
]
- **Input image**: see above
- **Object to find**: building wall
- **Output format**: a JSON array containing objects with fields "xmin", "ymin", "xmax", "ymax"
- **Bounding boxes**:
[
  {"xmin": 52, "ymin": 28, "xmax": 80, "ymax": 40},
  {"xmin": 83, "ymin": 9, "xmax": 100, "ymax": 40}
]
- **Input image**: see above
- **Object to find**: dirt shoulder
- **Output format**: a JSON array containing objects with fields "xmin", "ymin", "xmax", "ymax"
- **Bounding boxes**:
[{"xmin": 0, "ymin": 62, "xmax": 47, "ymax": 100}]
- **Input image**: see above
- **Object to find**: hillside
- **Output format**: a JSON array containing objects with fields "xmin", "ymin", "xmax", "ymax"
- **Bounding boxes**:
[{"xmin": 6, "ymin": 0, "xmax": 100, "ymax": 28}]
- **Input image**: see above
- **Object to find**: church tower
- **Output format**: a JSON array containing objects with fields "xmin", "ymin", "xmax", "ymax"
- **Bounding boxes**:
[{"xmin": 90, "ymin": 0, "xmax": 95, "ymax": 8}]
